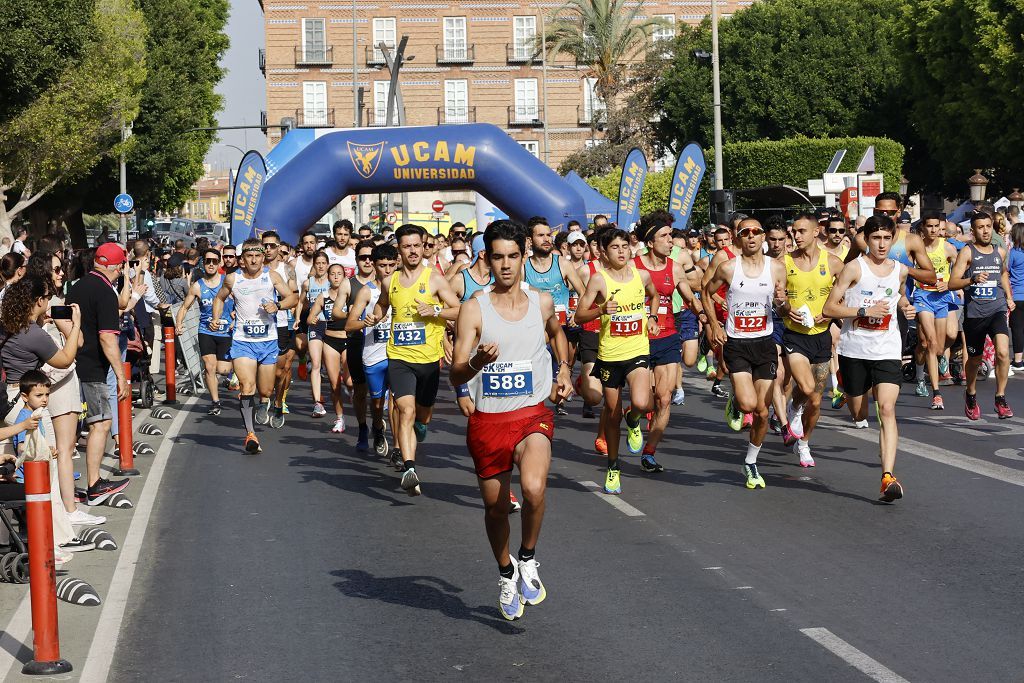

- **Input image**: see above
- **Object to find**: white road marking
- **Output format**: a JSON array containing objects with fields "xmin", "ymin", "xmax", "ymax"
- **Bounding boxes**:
[
  {"xmin": 801, "ymin": 627, "xmax": 910, "ymax": 683},
  {"xmin": 818, "ymin": 416, "xmax": 1024, "ymax": 488},
  {"xmin": 579, "ymin": 480, "xmax": 646, "ymax": 517},
  {"xmin": 0, "ymin": 594, "xmax": 32, "ymax": 678},
  {"xmin": 79, "ymin": 398, "xmax": 198, "ymax": 683},
  {"xmin": 994, "ymin": 448, "xmax": 1024, "ymax": 461}
]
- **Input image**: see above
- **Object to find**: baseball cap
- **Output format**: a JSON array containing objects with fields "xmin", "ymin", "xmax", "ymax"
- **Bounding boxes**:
[
  {"xmin": 686, "ymin": 227, "xmax": 701, "ymax": 237},
  {"xmin": 898, "ymin": 211, "xmax": 912, "ymax": 224},
  {"xmin": 469, "ymin": 234, "xmax": 486, "ymax": 265},
  {"xmin": 95, "ymin": 243, "xmax": 126, "ymax": 266},
  {"xmin": 567, "ymin": 232, "xmax": 586, "ymax": 245}
]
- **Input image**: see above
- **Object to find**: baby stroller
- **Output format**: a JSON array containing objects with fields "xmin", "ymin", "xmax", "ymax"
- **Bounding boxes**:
[
  {"xmin": 900, "ymin": 317, "xmax": 921, "ymax": 382},
  {"xmin": 124, "ymin": 314, "xmax": 156, "ymax": 409}
]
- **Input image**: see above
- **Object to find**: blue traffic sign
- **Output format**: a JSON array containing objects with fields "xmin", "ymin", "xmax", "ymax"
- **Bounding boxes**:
[{"xmin": 114, "ymin": 193, "xmax": 134, "ymax": 214}]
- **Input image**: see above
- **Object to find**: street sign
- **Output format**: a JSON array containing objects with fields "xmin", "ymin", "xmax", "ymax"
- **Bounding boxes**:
[
  {"xmin": 386, "ymin": 211, "xmax": 397, "ymax": 224},
  {"xmin": 431, "ymin": 199, "xmax": 445, "ymax": 213},
  {"xmin": 114, "ymin": 193, "xmax": 134, "ymax": 214},
  {"xmin": 432, "ymin": 211, "xmax": 445, "ymax": 220}
]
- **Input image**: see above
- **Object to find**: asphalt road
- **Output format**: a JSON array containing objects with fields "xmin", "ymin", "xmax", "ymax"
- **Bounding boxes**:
[{"xmin": 107, "ymin": 368, "xmax": 1024, "ymax": 682}]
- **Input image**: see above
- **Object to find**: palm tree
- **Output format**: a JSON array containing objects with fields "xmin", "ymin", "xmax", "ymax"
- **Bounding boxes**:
[{"xmin": 541, "ymin": 0, "xmax": 667, "ymax": 120}]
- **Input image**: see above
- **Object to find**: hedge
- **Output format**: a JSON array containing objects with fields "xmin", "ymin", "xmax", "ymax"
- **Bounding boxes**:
[{"xmin": 587, "ymin": 136, "xmax": 905, "ymax": 225}]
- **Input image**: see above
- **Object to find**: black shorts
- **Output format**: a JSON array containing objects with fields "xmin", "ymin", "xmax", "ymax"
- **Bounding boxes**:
[
  {"xmin": 388, "ymin": 358, "xmax": 440, "ymax": 406},
  {"xmin": 964, "ymin": 312, "xmax": 1010, "ymax": 357},
  {"xmin": 324, "ymin": 334, "xmax": 347, "ymax": 356},
  {"xmin": 564, "ymin": 326, "xmax": 581, "ymax": 346},
  {"xmin": 276, "ymin": 326, "xmax": 296, "ymax": 354},
  {"xmin": 782, "ymin": 328, "xmax": 832, "ymax": 365},
  {"xmin": 723, "ymin": 335, "xmax": 777, "ymax": 381},
  {"xmin": 578, "ymin": 330, "xmax": 599, "ymax": 365},
  {"xmin": 198, "ymin": 333, "xmax": 231, "ymax": 362},
  {"xmin": 649, "ymin": 335, "xmax": 682, "ymax": 367},
  {"xmin": 346, "ymin": 335, "xmax": 366, "ymax": 384},
  {"xmin": 591, "ymin": 355, "xmax": 649, "ymax": 389},
  {"xmin": 297, "ymin": 319, "xmax": 309, "ymax": 336},
  {"xmin": 838, "ymin": 356, "xmax": 902, "ymax": 396}
]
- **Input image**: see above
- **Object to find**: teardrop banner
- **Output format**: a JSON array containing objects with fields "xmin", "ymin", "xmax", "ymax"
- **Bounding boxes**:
[
  {"xmin": 667, "ymin": 142, "xmax": 707, "ymax": 231},
  {"xmin": 616, "ymin": 147, "xmax": 648, "ymax": 231}
]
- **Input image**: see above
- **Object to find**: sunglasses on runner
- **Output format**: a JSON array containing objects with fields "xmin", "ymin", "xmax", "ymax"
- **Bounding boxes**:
[
  {"xmin": 826, "ymin": 228, "xmax": 845, "ymax": 234},
  {"xmin": 873, "ymin": 209, "xmax": 898, "ymax": 217},
  {"xmin": 357, "ymin": 253, "xmax": 373, "ymax": 261},
  {"xmin": 262, "ymin": 242, "xmax": 279, "ymax": 249},
  {"xmin": 205, "ymin": 258, "xmax": 220, "ymax": 265},
  {"xmin": 738, "ymin": 228, "xmax": 764, "ymax": 237}
]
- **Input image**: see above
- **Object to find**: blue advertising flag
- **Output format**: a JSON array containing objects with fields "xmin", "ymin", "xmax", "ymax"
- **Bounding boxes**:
[
  {"xmin": 667, "ymin": 142, "xmax": 707, "ymax": 230},
  {"xmin": 616, "ymin": 148, "xmax": 648, "ymax": 231},
  {"xmin": 230, "ymin": 151, "xmax": 269, "ymax": 244}
]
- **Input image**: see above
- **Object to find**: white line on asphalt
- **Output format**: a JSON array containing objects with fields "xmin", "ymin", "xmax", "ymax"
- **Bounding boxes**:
[
  {"xmin": 801, "ymin": 627, "xmax": 910, "ymax": 683},
  {"xmin": 579, "ymin": 480, "xmax": 646, "ymax": 517},
  {"xmin": 0, "ymin": 593, "xmax": 32, "ymax": 678},
  {"xmin": 818, "ymin": 416, "xmax": 1024, "ymax": 488},
  {"xmin": 79, "ymin": 397, "xmax": 198, "ymax": 683}
]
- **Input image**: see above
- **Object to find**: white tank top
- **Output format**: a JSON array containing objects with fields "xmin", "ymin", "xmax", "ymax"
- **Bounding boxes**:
[
  {"xmin": 328, "ymin": 247, "xmax": 357, "ymax": 278},
  {"xmin": 838, "ymin": 256, "xmax": 902, "ymax": 360},
  {"xmin": 273, "ymin": 261, "xmax": 293, "ymax": 327},
  {"xmin": 232, "ymin": 268, "xmax": 277, "ymax": 343},
  {"xmin": 294, "ymin": 256, "xmax": 313, "ymax": 290},
  {"xmin": 472, "ymin": 289, "xmax": 552, "ymax": 413},
  {"xmin": 725, "ymin": 256, "xmax": 775, "ymax": 339},
  {"xmin": 362, "ymin": 284, "xmax": 391, "ymax": 367}
]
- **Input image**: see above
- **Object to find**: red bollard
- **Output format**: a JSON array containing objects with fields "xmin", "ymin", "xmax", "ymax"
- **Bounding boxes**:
[
  {"xmin": 22, "ymin": 460, "xmax": 72, "ymax": 675},
  {"xmin": 162, "ymin": 325, "xmax": 177, "ymax": 405},
  {"xmin": 114, "ymin": 361, "xmax": 138, "ymax": 476}
]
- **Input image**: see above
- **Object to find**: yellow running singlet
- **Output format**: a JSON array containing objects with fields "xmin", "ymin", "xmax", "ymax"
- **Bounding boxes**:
[
  {"xmin": 783, "ymin": 249, "xmax": 833, "ymax": 335},
  {"xmin": 597, "ymin": 266, "xmax": 650, "ymax": 362},
  {"xmin": 918, "ymin": 238, "xmax": 949, "ymax": 291},
  {"xmin": 386, "ymin": 267, "xmax": 445, "ymax": 364}
]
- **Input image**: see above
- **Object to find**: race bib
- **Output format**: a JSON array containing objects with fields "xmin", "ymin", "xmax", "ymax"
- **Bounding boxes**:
[
  {"xmin": 972, "ymin": 284, "xmax": 997, "ymax": 300},
  {"xmin": 733, "ymin": 307, "xmax": 767, "ymax": 333},
  {"xmin": 481, "ymin": 360, "xmax": 533, "ymax": 397},
  {"xmin": 343, "ymin": 266, "xmax": 356, "ymax": 278},
  {"xmin": 555, "ymin": 304, "xmax": 567, "ymax": 325},
  {"xmin": 373, "ymin": 323, "xmax": 390, "ymax": 344},
  {"xmin": 392, "ymin": 321, "xmax": 426, "ymax": 346},
  {"xmin": 610, "ymin": 313, "xmax": 643, "ymax": 337},
  {"xmin": 242, "ymin": 319, "xmax": 268, "ymax": 337}
]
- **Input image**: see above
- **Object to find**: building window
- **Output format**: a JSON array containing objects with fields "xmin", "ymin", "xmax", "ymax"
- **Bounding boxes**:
[
  {"xmin": 652, "ymin": 14, "xmax": 675, "ymax": 42},
  {"xmin": 372, "ymin": 18, "xmax": 396, "ymax": 63},
  {"xmin": 444, "ymin": 80, "xmax": 469, "ymax": 124},
  {"xmin": 512, "ymin": 16, "xmax": 536, "ymax": 60},
  {"xmin": 302, "ymin": 18, "xmax": 327, "ymax": 62},
  {"xmin": 219, "ymin": 200, "xmax": 228, "ymax": 215},
  {"xmin": 518, "ymin": 141, "xmax": 540, "ymax": 157},
  {"xmin": 303, "ymin": 81, "xmax": 328, "ymax": 126},
  {"xmin": 513, "ymin": 78, "xmax": 538, "ymax": 123},
  {"xmin": 373, "ymin": 81, "xmax": 398, "ymax": 125},
  {"xmin": 584, "ymin": 138, "xmax": 603, "ymax": 148},
  {"xmin": 582, "ymin": 77, "xmax": 606, "ymax": 122},
  {"xmin": 443, "ymin": 17, "xmax": 468, "ymax": 61}
]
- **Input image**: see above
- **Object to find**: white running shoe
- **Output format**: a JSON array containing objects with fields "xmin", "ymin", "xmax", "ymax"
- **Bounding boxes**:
[
  {"xmin": 792, "ymin": 440, "xmax": 815, "ymax": 468},
  {"xmin": 517, "ymin": 558, "xmax": 546, "ymax": 605},
  {"xmin": 853, "ymin": 419, "xmax": 869, "ymax": 429},
  {"xmin": 671, "ymin": 388, "xmax": 686, "ymax": 405},
  {"xmin": 53, "ymin": 546, "xmax": 72, "ymax": 566},
  {"xmin": 499, "ymin": 565, "xmax": 524, "ymax": 620},
  {"xmin": 68, "ymin": 507, "xmax": 106, "ymax": 526},
  {"xmin": 331, "ymin": 418, "xmax": 346, "ymax": 434},
  {"xmin": 312, "ymin": 402, "xmax": 327, "ymax": 417},
  {"xmin": 786, "ymin": 405, "xmax": 805, "ymax": 438},
  {"xmin": 400, "ymin": 468, "xmax": 421, "ymax": 496}
]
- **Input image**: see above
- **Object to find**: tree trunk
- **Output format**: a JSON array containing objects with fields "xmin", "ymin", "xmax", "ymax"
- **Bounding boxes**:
[{"xmin": 66, "ymin": 208, "xmax": 87, "ymax": 249}]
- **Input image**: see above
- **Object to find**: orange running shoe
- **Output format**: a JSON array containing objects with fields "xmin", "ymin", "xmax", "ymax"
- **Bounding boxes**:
[
  {"xmin": 594, "ymin": 437, "xmax": 608, "ymax": 456},
  {"xmin": 879, "ymin": 473, "xmax": 903, "ymax": 502},
  {"xmin": 509, "ymin": 492, "xmax": 522, "ymax": 513},
  {"xmin": 297, "ymin": 362, "xmax": 309, "ymax": 381},
  {"xmin": 244, "ymin": 432, "xmax": 262, "ymax": 454}
]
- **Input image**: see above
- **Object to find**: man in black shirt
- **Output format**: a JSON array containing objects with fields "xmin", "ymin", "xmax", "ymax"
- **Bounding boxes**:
[{"xmin": 66, "ymin": 242, "xmax": 130, "ymax": 505}]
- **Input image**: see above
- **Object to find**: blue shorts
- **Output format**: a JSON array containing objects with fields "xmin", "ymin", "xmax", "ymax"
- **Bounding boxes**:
[
  {"xmin": 307, "ymin": 321, "xmax": 327, "ymax": 341},
  {"xmin": 913, "ymin": 289, "xmax": 955, "ymax": 319},
  {"xmin": 771, "ymin": 312, "xmax": 785, "ymax": 346},
  {"xmin": 365, "ymin": 359, "xmax": 389, "ymax": 399},
  {"xmin": 675, "ymin": 309, "xmax": 699, "ymax": 342},
  {"xmin": 648, "ymin": 334, "xmax": 682, "ymax": 367},
  {"xmin": 230, "ymin": 339, "xmax": 279, "ymax": 365}
]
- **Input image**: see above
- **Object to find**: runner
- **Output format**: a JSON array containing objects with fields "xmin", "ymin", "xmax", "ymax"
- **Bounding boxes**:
[
  {"xmin": 346, "ymin": 243, "xmax": 399, "ymax": 456},
  {"xmin": 574, "ymin": 228, "xmax": 660, "ymax": 494},
  {"xmin": 821, "ymin": 215, "xmax": 850, "ymax": 260},
  {"xmin": 174, "ymin": 248, "xmax": 234, "ymax": 415},
  {"xmin": 702, "ymin": 217, "xmax": 787, "ymax": 490},
  {"xmin": 700, "ymin": 227, "xmax": 737, "ymax": 395},
  {"xmin": 823, "ymin": 215, "xmax": 914, "ymax": 500},
  {"xmin": 343, "ymin": 240, "xmax": 380, "ymax": 449},
  {"xmin": 259, "ymin": 231, "xmax": 299, "ymax": 429},
  {"xmin": 448, "ymin": 234, "xmax": 493, "ymax": 301},
  {"xmin": 326, "ymin": 220, "xmax": 358, "ymax": 276},
  {"xmin": 307, "ymin": 263, "xmax": 349, "ymax": 433},
  {"xmin": 292, "ymin": 231, "xmax": 319, "ymax": 379},
  {"xmin": 211, "ymin": 238, "xmax": 297, "ymax": 453},
  {"xmin": 948, "ymin": 211, "xmax": 1016, "ymax": 419},
  {"xmin": 668, "ymin": 227, "xmax": 703, "ymax": 406},
  {"xmin": 297, "ymin": 251, "xmax": 331, "ymax": 417},
  {"xmin": 912, "ymin": 210, "xmax": 959, "ymax": 409},
  {"xmin": 576, "ymin": 230, "xmax": 610, "ymax": 453},
  {"xmin": 372, "ymin": 224, "xmax": 462, "ymax": 495},
  {"xmin": 633, "ymin": 211, "xmax": 705, "ymax": 471},
  {"xmin": 450, "ymin": 219, "xmax": 572, "ymax": 621},
  {"xmin": 777, "ymin": 213, "xmax": 845, "ymax": 467},
  {"xmin": 764, "ymin": 220, "xmax": 792, "ymax": 436}
]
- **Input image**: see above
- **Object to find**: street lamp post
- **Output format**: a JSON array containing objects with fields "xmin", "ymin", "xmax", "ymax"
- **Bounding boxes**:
[
  {"xmin": 968, "ymin": 169, "xmax": 989, "ymax": 204},
  {"xmin": 899, "ymin": 174, "xmax": 909, "ymax": 209},
  {"xmin": 380, "ymin": 37, "xmax": 414, "ymax": 225},
  {"xmin": 710, "ymin": 0, "xmax": 723, "ymax": 190}
]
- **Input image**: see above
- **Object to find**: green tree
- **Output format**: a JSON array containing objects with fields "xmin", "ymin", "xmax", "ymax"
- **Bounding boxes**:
[
  {"xmin": 0, "ymin": 0, "xmax": 147, "ymax": 239},
  {"xmin": 899, "ymin": 0, "xmax": 1024, "ymax": 194}
]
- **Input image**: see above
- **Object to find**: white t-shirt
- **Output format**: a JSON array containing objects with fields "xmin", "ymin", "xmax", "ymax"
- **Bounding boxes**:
[{"xmin": 11, "ymin": 240, "xmax": 27, "ymax": 255}]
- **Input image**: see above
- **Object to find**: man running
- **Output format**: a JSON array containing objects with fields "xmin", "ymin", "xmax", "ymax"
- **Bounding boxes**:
[
  {"xmin": 576, "ymin": 231, "xmax": 610, "ymax": 450},
  {"xmin": 451, "ymin": 220, "xmax": 572, "ymax": 621},
  {"xmin": 372, "ymin": 225, "xmax": 461, "ymax": 494},
  {"xmin": 633, "ymin": 211, "xmax": 704, "ymax": 471},
  {"xmin": 823, "ymin": 215, "xmax": 914, "ymax": 501},
  {"xmin": 949, "ymin": 211, "xmax": 1015, "ymax": 419},
  {"xmin": 776, "ymin": 213, "xmax": 845, "ymax": 466},
  {"xmin": 822, "ymin": 215, "xmax": 850, "ymax": 260},
  {"xmin": 700, "ymin": 226, "xmax": 737, "ymax": 396},
  {"xmin": 702, "ymin": 218, "xmax": 787, "ymax": 489},
  {"xmin": 326, "ymin": 220, "xmax": 357, "ymax": 276},
  {"xmin": 912, "ymin": 210, "xmax": 959, "ymax": 409},
  {"xmin": 342, "ymin": 239, "xmax": 379, "ymax": 449},
  {"xmin": 574, "ymin": 228, "xmax": 660, "ymax": 495},
  {"xmin": 259, "ymin": 231, "xmax": 298, "ymax": 428},
  {"xmin": 175, "ymin": 248, "xmax": 234, "ymax": 415},
  {"xmin": 293, "ymin": 230, "xmax": 319, "ymax": 377},
  {"xmin": 211, "ymin": 238, "xmax": 296, "ymax": 453}
]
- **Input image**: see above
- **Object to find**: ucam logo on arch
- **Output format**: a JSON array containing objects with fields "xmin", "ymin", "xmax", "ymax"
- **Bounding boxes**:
[{"xmin": 390, "ymin": 140, "xmax": 477, "ymax": 180}]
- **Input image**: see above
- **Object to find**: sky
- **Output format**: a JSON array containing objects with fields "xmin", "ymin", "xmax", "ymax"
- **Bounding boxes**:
[{"xmin": 204, "ymin": 0, "xmax": 267, "ymax": 174}]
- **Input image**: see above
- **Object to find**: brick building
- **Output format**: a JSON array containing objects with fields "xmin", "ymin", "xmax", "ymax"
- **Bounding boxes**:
[{"xmin": 258, "ymin": 0, "xmax": 746, "ymax": 223}]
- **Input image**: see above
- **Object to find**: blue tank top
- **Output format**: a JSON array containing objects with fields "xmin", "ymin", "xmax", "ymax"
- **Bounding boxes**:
[
  {"xmin": 198, "ymin": 275, "xmax": 233, "ymax": 337},
  {"xmin": 887, "ymin": 235, "xmax": 914, "ymax": 268},
  {"xmin": 306, "ymin": 275, "xmax": 331, "ymax": 321},
  {"xmin": 460, "ymin": 268, "xmax": 493, "ymax": 303},
  {"xmin": 1009, "ymin": 246, "xmax": 1024, "ymax": 300},
  {"xmin": 699, "ymin": 246, "xmax": 715, "ymax": 262},
  {"xmin": 524, "ymin": 254, "xmax": 569, "ymax": 310}
]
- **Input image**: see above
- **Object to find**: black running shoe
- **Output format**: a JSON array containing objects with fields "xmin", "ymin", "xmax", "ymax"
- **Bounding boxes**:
[
  {"xmin": 390, "ymin": 448, "xmax": 403, "ymax": 471},
  {"xmin": 374, "ymin": 428, "xmax": 388, "ymax": 458},
  {"xmin": 582, "ymin": 404, "xmax": 595, "ymax": 419},
  {"xmin": 208, "ymin": 402, "xmax": 222, "ymax": 416},
  {"xmin": 87, "ymin": 478, "xmax": 130, "ymax": 506}
]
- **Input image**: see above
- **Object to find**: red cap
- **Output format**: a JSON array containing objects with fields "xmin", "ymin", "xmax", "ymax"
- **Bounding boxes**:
[{"xmin": 95, "ymin": 243, "xmax": 126, "ymax": 266}]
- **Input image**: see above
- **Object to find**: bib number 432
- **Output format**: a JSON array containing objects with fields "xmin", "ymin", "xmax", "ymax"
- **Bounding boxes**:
[{"xmin": 392, "ymin": 322, "xmax": 425, "ymax": 346}]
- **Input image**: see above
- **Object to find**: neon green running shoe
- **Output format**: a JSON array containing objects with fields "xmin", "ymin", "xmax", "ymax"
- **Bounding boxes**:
[
  {"xmin": 725, "ymin": 394, "xmax": 743, "ymax": 432},
  {"xmin": 742, "ymin": 463, "xmax": 765, "ymax": 489},
  {"xmin": 604, "ymin": 467, "xmax": 621, "ymax": 494},
  {"xmin": 696, "ymin": 354, "xmax": 708, "ymax": 374},
  {"xmin": 625, "ymin": 413, "xmax": 643, "ymax": 454},
  {"xmin": 831, "ymin": 390, "xmax": 847, "ymax": 410}
]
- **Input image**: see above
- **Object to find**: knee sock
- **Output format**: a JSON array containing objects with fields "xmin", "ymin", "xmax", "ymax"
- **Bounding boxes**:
[
  {"xmin": 239, "ymin": 394, "xmax": 256, "ymax": 434},
  {"xmin": 744, "ymin": 442, "xmax": 761, "ymax": 465}
]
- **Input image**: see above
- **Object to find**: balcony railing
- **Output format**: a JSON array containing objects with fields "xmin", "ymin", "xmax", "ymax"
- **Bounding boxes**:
[
  {"xmin": 365, "ymin": 44, "xmax": 391, "ymax": 66},
  {"xmin": 508, "ymin": 106, "xmax": 543, "ymax": 126},
  {"xmin": 295, "ymin": 108, "xmax": 335, "ymax": 127},
  {"xmin": 578, "ymin": 105, "xmax": 608, "ymax": 127},
  {"xmin": 294, "ymin": 45, "xmax": 333, "ymax": 66},
  {"xmin": 258, "ymin": 48, "xmax": 266, "ymax": 75},
  {"xmin": 437, "ymin": 106, "xmax": 476, "ymax": 125},
  {"xmin": 506, "ymin": 43, "xmax": 540, "ymax": 63},
  {"xmin": 364, "ymin": 108, "xmax": 403, "ymax": 127},
  {"xmin": 436, "ymin": 44, "xmax": 475, "ymax": 64}
]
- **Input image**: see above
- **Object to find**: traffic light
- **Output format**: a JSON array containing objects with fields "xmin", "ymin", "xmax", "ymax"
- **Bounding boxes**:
[{"xmin": 710, "ymin": 189, "xmax": 735, "ymax": 226}]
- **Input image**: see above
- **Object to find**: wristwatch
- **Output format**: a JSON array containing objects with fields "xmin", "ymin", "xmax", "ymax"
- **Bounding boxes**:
[
  {"xmin": 432, "ymin": 304, "xmax": 443, "ymax": 317},
  {"xmin": 857, "ymin": 306, "xmax": 866, "ymax": 318}
]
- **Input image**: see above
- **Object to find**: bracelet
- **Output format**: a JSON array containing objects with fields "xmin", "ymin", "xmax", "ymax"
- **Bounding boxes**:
[{"xmin": 468, "ymin": 357, "xmax": 480, "ymax": 372}]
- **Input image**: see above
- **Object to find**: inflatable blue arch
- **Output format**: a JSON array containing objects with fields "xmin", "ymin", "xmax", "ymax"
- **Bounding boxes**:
[{"xmin": 237, "ymin": 123, "xmax": 588, "ymax": 245}]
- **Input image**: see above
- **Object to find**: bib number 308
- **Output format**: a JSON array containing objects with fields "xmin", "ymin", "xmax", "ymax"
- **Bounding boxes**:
[{"xmin": 242, "ymin": 320, "xmax": 267, "ymax": 337}]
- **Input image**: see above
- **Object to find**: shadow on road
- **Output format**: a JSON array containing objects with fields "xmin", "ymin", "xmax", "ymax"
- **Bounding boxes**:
[{"xmin": 330, "ymin": 569, "xmax": 524, "ymax": 634}]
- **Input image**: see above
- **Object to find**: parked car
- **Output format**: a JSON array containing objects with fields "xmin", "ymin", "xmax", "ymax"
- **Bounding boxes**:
[{"xmin": 194, "ymin": 221, "xmax": 230, "ymax": 246}]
